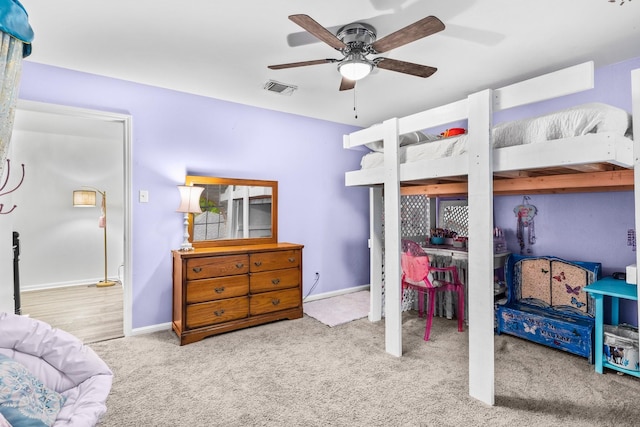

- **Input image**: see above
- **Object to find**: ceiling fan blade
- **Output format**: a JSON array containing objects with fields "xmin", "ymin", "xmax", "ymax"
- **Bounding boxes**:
[
  {"xmin": 268, "ymin": 59, "xmax": 337, "ymax": 70},
  {"xmin": 339, "ymin": 77, "xmax": 356, "ymax": 91},
  {"xmin": 375, "ymin": 58, "xmax": 437, "ymax": 78},
  {"xmin": 372, "ymin": 16, "xmax": 445, "ymax": 53},
  {"xmin": 289, "ymin": 14, "xmax": 347, "ymax": 50}
]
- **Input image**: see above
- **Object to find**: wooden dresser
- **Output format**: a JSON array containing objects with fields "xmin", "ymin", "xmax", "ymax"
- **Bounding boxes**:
[{"xmin": 172, "ymin": 242, "xmax": 303, "ymax": 345}]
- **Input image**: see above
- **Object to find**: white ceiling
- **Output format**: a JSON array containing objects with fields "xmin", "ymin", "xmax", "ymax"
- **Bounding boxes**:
[{"xmin": 19, "ymin": 0, "xmax": 640, "ymax": 127}]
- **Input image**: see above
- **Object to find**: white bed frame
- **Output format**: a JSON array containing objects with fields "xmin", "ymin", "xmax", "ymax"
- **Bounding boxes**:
[{"xmin": 343, "ymin": 61, "xmax": 640, "ymax": 405}]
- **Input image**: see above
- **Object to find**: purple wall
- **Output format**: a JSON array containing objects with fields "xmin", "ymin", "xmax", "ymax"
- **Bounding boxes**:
[{"xmin": 18, "ymin": 61, "xmax": 370, "ymax": 329}]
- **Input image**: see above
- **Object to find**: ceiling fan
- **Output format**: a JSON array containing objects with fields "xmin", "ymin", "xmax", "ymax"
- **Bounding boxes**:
[{"xmin": 268, "ymin": 14, "xmax": 445, "ymax": 91}]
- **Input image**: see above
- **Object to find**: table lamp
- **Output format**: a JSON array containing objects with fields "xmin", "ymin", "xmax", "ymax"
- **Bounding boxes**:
[{"xmin": 177, "ymin": 185, "xmax": 204, "ymax": 251}]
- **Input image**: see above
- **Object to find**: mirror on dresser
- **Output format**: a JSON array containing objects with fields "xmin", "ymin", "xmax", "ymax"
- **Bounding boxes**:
[{"xmin": 184, "ymin": 175, "xmax": 278, "ymax": 248}]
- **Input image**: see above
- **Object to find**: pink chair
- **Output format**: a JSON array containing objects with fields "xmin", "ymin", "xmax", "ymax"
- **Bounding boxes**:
[{"xmin": 401, "ymin": 239, "xmax": 465, "ymax": 341}]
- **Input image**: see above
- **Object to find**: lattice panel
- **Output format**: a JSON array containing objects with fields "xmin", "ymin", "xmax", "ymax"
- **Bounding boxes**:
[
  {"xmin": 442, "ymin": 205, "xmax": 469, "ymax": 237},
  {"xmin": 401, "ymin": 195, "xmax": 430, "ymax": 237},
  {"xmin": 379, "ymin": 195, "xmax": 431, "ymax": 315}
]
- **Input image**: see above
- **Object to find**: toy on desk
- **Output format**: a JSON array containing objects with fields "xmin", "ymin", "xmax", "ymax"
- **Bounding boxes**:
[
  {"xmin": 452, "ymin": 237, "xmax": 467, "ymax": 248},
  {"xmin": 612, "ymin": 271, "xmax": 627, "ymax": 280},
  {"xmin": 429, "ymin": 228, "xmax": 457, "ymax": 246}
]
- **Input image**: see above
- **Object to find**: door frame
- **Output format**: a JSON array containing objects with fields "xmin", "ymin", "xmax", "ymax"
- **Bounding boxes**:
[{"xmin": 15, "ymin": 99, "xmax": 133, "ymax": 336}]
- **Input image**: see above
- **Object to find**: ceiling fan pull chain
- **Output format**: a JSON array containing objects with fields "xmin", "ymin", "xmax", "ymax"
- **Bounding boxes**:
[{"xmin": 353, "ymin": 86, "xmax": 358, "ymax": 119}]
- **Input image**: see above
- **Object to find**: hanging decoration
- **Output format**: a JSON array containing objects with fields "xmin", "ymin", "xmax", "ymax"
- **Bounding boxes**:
[{"xmin": 514, "ymin": 195, "xmax": 537, "ymax": 254}]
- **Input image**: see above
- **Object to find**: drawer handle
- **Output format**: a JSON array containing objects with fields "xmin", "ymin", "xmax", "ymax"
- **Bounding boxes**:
[
  {"xmin": 271, "ymin": 298, "xmax": 280, "ymax": 306},
  {"xmin": 214, "ymin": 309, "xmax": 225, "ymax": 316},
  {"xmin": 271, "ymin": 278, "xmax": 280, "ymax": 285},
  {"xmin": 254, "ymin": 261, "xmax": 262, "ymax": 267},
  {"xmin": 192, "ymin": 267, "xmax": 202, "ymax": 273},
  {"xmin": 288, "ymin": 257, "xmax": 295, "ymax": 263},
  {"xmin": 235, "ymin": 263, "xmax": 244, "ymax": 269},
  {"xmin": 214, "ymin": 287, "xmax": 225, "ymax": 294}
]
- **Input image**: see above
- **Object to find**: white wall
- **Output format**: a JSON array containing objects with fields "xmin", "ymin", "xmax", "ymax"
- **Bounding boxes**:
[{"xmin": 10, "ymin": 110, "xmax": 124, "ymax": 290}]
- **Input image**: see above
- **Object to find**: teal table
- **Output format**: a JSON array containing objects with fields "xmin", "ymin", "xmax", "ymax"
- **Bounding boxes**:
[{"xmin": 584, "ymin": 277, "xmax": 639, "ymax": 376}]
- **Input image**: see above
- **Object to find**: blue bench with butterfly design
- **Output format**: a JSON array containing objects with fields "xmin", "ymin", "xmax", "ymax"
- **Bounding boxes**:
[{"xmin": 495, "ymin": 254, "xmax": 601, "ymax": 362}]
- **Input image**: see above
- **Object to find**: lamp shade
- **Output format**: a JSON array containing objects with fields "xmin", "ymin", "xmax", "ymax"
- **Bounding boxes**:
[
  {"xmin": 73, "ymin": 190, "xmax": 97, "ymax": 207},
  {"xmin": 177, "ymin": 185, "xmax": 204, "ymax": 213}
]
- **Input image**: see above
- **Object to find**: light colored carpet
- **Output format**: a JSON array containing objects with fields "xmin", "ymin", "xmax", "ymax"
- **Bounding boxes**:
[
  {"xmin": 303, "ymin": 290, "xmax": 370, "ymax": 327},
  {"xmin": 91, "ymin": 313, "xmax": 640, "ymax": 427}
]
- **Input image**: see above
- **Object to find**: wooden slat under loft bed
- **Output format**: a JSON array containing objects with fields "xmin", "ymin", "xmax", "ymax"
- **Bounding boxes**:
[{"xmin": 400, "ymin": 167, "xmax": 634, "ymax": 197}]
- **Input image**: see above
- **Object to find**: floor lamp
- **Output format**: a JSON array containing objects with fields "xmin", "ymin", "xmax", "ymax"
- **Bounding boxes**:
[{"xmin": 73, "ymin": 188, "xmax": 117, "ymax": 287}]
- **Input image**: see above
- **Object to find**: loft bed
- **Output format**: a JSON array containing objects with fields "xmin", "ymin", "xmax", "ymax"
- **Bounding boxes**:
[{"xmin": 343, "ymin": 61, "xmax": 640, "ymax": 406}]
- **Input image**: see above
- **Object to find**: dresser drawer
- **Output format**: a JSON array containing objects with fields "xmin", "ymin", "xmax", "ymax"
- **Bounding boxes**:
[
  {"xmin": 186, "ymin": 254, "xmax": 249, "ymax": 280},
  {"xmin": 186, "ymin": 297, "xmax": 249, "ymax": 329},
  {"xmin": 250, "ymin": 268, "xmax": 300, "ymax": 294},
  {"xmin": 186, "ymin": 275, "xmax": 249, "ymax": 304},
  {"xmin": 249, "ymin": 250, "xmax": 300, "ymax": 272},
  {"xmin": 250, "ymin": 288, "xmax": 300, "ymax": 315}
]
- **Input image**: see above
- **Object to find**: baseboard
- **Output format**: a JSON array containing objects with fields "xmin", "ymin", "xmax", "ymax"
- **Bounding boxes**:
[
  {"xmin": 129, "ymin": 322, "xmax": 172, "ymax": 337},
  {"xmin": 303, "ymin": 284, "xmax": 370, "ymax": 303},
  {"xmin": 20, "ymin": 279, "xmax": 121, "ymax": 292},
  {"xmin": 119, "ymin": 287, "xmax": 371, "ymax": 337}
]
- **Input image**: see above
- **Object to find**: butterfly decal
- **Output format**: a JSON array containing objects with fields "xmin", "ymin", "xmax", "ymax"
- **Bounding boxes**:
[
  {"xmin": 524, "ymin": 322, "xmax": 537, "ymax": 334},
  {"xmin": 553, "ymin": 272, "xmax": 566, "ymax": 282},
  {"xmin": 541, "ymin": 268, "xmax": 549, "ymax": 274},
  {"xmin": 571, "ymin": 296, "xmax": 586, "ymax": 308},
  {"xmin": 565, "ymin": 284, "xmax": 581, "ymax": 295}
]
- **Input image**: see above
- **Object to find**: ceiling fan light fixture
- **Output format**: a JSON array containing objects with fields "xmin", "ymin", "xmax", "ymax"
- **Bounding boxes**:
[{"xmin": 338, "ymin": 55, "xmax": 373, "ymax": 81}]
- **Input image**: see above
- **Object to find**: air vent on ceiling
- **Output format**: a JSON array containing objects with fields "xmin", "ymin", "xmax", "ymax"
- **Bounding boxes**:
[{"xmin": 263, "ymin": 80, "xmax": 297, "ymax": 96}]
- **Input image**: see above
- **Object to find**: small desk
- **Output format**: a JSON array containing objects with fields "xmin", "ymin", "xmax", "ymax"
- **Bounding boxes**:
[
  {"xmin": 419, "ymin": 246, "xmax": 510, "ymax": 320},
  {"xmin": 584, "ymin": 277, "xmax": 639, "ymax": 376},
  {"xmin": 421, "ymin": 244, "xmax": 511, "ymax": 268}
]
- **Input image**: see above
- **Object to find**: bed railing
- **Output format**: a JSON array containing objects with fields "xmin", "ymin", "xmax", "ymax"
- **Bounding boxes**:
[{"xmin": 343, "ymin": 61, "xmax": 595, "ymax": 152}]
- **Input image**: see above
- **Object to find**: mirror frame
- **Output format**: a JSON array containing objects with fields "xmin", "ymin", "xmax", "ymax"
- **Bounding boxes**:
[{"xmin": 185, "ymin": 175, "xmax": 278, "ymax": 248}]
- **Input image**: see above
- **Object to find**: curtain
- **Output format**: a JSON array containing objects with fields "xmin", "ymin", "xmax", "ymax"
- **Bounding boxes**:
[
  {"xmin": 0, "ymin": 0, "xmax": 33, "ymax": 181},
  {"xmin": 0, "ymin": 32, "xmax": 24, "ymax": 179}
]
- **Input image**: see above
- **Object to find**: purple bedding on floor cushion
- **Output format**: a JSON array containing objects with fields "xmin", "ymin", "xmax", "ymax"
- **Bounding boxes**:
[{"xmin": 0, "ymin": 312, "xmax": 113, "ymax": 427}]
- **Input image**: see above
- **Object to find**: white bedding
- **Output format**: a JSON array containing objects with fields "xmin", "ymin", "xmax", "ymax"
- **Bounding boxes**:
[{"xmin": 360, "ymin": 102, "xmax": 632, "ymax": 169}]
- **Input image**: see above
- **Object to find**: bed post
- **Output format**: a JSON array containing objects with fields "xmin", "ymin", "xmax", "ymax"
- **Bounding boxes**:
[
  {"xmin": 369, "ymin": 187, "xmax": 383, "ymax": 322},
  {"xmin": 632, "ymin": 69, "xmax": 640, "ymax": 327},
  {"xmin": 382, "ymin": 118, "xmax": 402, "ymax": 357},
  {"xmin": 467, "ymin": 89, "xmax": 495, "ymax": 405}
]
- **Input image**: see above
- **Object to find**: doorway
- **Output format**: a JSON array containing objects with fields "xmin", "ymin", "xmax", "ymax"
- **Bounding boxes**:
[{"xmin": 10, "ymin": 100, "xmax": 132, "ymax": 340}]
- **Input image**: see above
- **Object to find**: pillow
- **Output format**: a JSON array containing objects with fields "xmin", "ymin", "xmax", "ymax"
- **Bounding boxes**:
[
  {"xmin": 365, "ymin": 130, "xmax": 439, "ymax": 152},
  {"xmin": 0, "ymin": 354, "xmax": 66, "ymax": 427}
]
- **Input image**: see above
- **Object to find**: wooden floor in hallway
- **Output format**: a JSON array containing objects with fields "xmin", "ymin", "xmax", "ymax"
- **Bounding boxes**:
[{"xmin": 20, "ymin": 283, "xmax": 124, "ymax": 344}]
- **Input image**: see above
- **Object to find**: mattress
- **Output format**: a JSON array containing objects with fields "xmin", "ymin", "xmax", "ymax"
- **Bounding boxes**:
[{"xmin": 360, "ymin": 102, "xmax": 632, "ymax": 169}]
